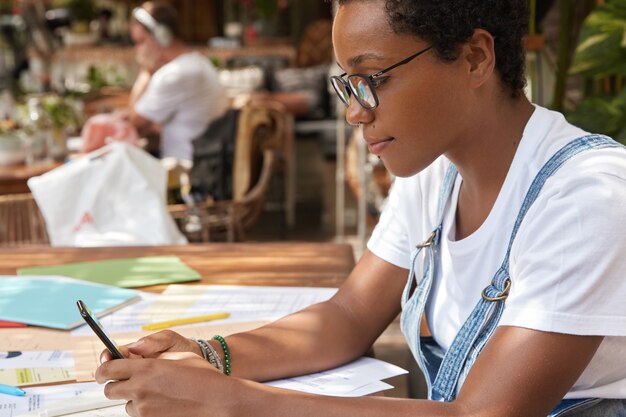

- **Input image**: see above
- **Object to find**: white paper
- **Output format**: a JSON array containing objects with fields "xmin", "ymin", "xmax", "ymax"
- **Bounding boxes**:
[
  {"xmin": 0, "ymin": 382, "xmax": 100, "ymax": 417},
  {"xmin": 12, "ymin": 357, "xmax": 407, "ymax": 416},
  {"xmin": 0, "ymin": 351, "xmax": 74, "ymax": 369},
  {"xmin": 265, "ymin": 357, "xmax": 407, "ymax": 397},
  {"xmin": 71, "ymin": 286, "xmax": 338, "ymax": 335},
  {"xmin": 343, "ymin": 381, "xmax": 394, "ymax": 397},
  {"xmin": 0, "ymin": 351, "xmax": 75, "ymax": 386},
  {"xmin": 16, "ymin": 388, "xmax": 126, "ymax": 417},
  {"xmin": 141, "ymin": 285, "xmax": 338, "ymax": 324}
]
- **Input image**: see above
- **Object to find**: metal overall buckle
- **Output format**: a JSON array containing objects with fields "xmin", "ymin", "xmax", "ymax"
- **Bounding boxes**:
[
  {"xmin": 481, "ymin": 278, "xmax": 511, "ymax": 302},
  {"xmin": 416, "ymin": 231, "xmax": 437, "ymax": 249}
]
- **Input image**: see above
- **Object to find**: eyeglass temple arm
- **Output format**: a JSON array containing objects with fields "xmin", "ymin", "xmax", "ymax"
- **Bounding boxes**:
[{"xmin": 371, "ymin": 46, "xmax": 433, "ymax": 78}]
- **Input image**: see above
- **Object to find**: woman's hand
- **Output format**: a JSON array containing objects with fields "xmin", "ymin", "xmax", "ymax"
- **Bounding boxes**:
[
  {"xmin": 134, "ymin": 41, "xmax": 162, "ymax": 74},
  {"xmin": 100, "ymin": 330, "xmax": 202, "ymax": 364},
  {"xmin": 96, "ymin": 353, "xmax": 240, "ymax": 417}
]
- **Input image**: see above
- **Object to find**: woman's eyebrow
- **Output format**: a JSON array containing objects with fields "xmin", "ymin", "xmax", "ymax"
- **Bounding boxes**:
[
  {"xmin": 344, "ymin": 52, "xmax": 387, "ymax": 68},
  {"xmin": 348, "ymin": 52, "xmax": 385, "ymax": 67}
]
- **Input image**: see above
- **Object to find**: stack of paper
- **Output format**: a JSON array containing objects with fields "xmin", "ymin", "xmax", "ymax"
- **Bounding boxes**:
[
  {"xmin": 70, "ymin": 285, "xmax": 338, "ymax": 336},
  {"xmin": 0, "ymin": 350, "xmax": 75, "ymax": 387},
  {"xmin": 9, "ymin": 358, "xmax": 407, "ymax": 417},
  {"xmin": 266, "ymin": 357, "xmax": 408, "ymax": 397},
  {"xmin": 4, "ymin": 382, "xmax": 123, "ymax": 417}
]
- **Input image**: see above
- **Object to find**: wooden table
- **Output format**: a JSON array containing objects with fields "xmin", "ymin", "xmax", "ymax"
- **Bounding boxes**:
[
  {"xmin": 0, "ymin": 243, "xmax": 356, "ymax": 289},
  {"xmin": 0, "ymin": 242, "xmax": 358, "ymax": 389},
  {"xmin": 0, "ymin": 161, "xmax": 61, "ymax": 195}
]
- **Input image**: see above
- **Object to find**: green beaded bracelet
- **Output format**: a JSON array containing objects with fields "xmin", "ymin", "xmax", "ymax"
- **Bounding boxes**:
[{"xmin": 212, "ymin": 335, "xmax": 231, "ymax": 376}]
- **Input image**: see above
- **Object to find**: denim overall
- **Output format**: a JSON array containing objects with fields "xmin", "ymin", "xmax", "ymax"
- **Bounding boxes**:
[{"xmin": 400, "ymin": 135, "xmax": 626, "ymax": 416}]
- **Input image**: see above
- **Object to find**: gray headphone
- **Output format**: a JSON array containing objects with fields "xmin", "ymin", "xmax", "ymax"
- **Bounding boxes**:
[{"xmin": 132, "ymin": 7, "xmax": 173, "ymax": 47}]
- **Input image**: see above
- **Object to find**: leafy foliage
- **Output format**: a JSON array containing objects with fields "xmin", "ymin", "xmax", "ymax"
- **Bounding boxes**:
[
  {"xmin": 567, "ymin": 0, "xmax": 626, "ymax": 142},
  {"xmin": 40, "ymin": 95, "xmax": 81, "ymax": 131}
]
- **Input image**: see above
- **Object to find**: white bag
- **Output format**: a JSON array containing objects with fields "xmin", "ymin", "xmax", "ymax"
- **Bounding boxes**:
[{"xmin": 28, "ymin": 142, "xmax": 187, "ymax": 247}]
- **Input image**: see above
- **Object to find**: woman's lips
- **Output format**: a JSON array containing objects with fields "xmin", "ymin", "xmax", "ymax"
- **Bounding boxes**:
[{"xmin": 366, "ymin": 138, "xmax": 395, "ymax": 155}]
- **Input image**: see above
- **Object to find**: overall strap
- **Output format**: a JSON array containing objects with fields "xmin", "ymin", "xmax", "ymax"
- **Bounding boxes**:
[
  {"xmin": 406, "ymin": 162, "xmax": 458, "ymax": 298},
  {"xmin": 431, "ymin": 134, "xmax": 622, "ymax": 401},
  {"xmin": 402, "ymin": 163, "xmax": 457, "ymax": 393}
]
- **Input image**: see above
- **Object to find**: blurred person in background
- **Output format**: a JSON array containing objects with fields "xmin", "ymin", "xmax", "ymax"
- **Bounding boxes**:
[
  {"xmin": 82, "ymin": 1, "xmax": 228, "ymax": 157},
  {"xmin": 126, "ymin": 0, "xmax": 228, "ymax": 161}
]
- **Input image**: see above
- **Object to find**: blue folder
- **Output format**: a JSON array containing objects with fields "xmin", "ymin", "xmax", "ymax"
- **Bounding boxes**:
[{"xmin": 0, "ymin": 276, "xmax": 140, "ymax": 330}]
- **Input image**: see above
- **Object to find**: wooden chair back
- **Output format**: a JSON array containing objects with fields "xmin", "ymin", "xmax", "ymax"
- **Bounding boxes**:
[
  {"xmin": 232, "ymin": 100, "xmax": 290, "ymax": 200},
  {"xmin": 170, "ymin": 100, "xmax": 290, "ymax": 242},
  {"xmin": 0, "ymin": 193, "xmax": 49, "ymax": 247}
]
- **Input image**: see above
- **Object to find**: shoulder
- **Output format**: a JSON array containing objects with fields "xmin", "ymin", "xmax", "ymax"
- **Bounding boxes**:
[
  {"xmin": 153, "ymin": 53, "xmax": 217, "ymax": 85},
  {"xmin": 506, "ymin": 133, "xmax": 626, "ymax": 334}
]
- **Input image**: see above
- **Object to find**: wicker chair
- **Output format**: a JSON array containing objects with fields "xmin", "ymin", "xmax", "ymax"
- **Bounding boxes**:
[
  {"xmin": 0, "ymin": 193, "xmax": 49, "ymax": 247},
  {"xmin": 169, "ymin": 100, "xmax": 289, "ymax": 242}
]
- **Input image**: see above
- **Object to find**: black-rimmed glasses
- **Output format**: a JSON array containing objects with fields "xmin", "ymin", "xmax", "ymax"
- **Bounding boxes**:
[{"xmin": 330, "ymin": 45, "xmax": 433, "ymax": 110}]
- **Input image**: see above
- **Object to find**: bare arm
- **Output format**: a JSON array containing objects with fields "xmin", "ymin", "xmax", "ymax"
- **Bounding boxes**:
[
  {"xmin": 98, "ymin": 300, "xmax": 603, "ymax": 417},
  {"xmin": 127, "ymin": 69, "xmax": 158, "ymax": 133},
  {"xmin": 225, "ymin": 249, "xmax": 408, "ymax": 381},
  {"xmin": 118, "ymin": 250, "xmax": 409, "ymax": 380},
  {"xmin": 97, "ymin": 250, "xmax": 602, "ymax": 417}
]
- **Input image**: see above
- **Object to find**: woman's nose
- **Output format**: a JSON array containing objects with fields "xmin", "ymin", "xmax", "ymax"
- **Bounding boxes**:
[{"xmin": 344, "ymin": 98, "xmax": 373, "ymax": 127}]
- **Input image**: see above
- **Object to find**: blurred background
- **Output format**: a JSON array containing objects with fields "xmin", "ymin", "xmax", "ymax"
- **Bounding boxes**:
[{"xmin": 0, "ymin": 0, "xmax": 625, "ymax": 251}]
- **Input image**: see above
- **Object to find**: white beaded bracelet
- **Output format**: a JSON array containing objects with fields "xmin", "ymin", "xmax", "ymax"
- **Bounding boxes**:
[{"xmin": 192, "ymin": 338, "xmax": 224, "ymax": 374}]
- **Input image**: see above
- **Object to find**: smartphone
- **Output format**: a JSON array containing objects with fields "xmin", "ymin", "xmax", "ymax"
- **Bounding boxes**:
[{"xmin": 76, "ymin": 300, "xmax": 124, "ymax": 360}]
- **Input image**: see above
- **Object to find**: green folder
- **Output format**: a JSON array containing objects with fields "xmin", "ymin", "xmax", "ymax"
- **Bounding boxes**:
[{"xmin": 17, "ymin": 256, "xmax": 201, "ymax": 288}]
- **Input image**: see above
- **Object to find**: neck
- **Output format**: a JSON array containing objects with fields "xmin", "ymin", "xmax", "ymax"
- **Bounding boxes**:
[
  {"xmin": 448, "ymin": 92, "xmax": 534, "ymax": 240},
  {"xmin": 448, "ymin": 93, "xmax": 534, "ymax": 199}
]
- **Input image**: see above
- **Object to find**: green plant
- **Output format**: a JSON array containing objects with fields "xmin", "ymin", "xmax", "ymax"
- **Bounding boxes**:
[
  {"xmin": 66, "ymin": 0, "xmax": 96, "ymax": 23},
  {"xmin": 86, "ymin": 65, "xmax": 107, "ymax": 92},
  {"xmin": 566, "ymin": 0, "xmax": 626, "ymax": 142},
  {"xmin": 41, "ymin": 95, "xmax": 81, "ymax": 131}
]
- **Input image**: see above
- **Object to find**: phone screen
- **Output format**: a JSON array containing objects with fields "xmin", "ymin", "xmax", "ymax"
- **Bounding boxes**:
[{"xmin": 76, "ymin": 300, "xmax": 124, "ymax": 359}]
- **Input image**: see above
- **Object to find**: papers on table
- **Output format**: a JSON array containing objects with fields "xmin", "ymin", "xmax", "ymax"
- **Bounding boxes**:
[
  {"xmin": 72, "ymin": 285, "xmax": 338, "ymax": 336},
  {"xmin": 142, "ymin": 284, "xmax": 338, "ymax": 324},
  {"xmin": 6, "ymin": 358, "xmax": 407, "ymax": 417},
  {"xmin": 0, "ymin": 351, "xmax": 75, "ymax": 386},
  {"xmin": 0, "ymin": 382, "xmax": 105, "ymax": 417},
  {"xmin": 266, "ymin": 357, "xmax": 408, "ymax": 397},
  {"xmin": 0, "ymin": 351, "xmax": 73, "ymax": 370},
  {"xmin": 0, "ymin": 283, "xmax": 408, "ymax": 416}
]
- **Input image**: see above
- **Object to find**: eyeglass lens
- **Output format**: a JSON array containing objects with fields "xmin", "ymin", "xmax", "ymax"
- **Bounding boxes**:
[
  {"xmin": 349, "ymin": 77, "xmax": 376, "ymax": 108},
  {"xmin": 331, "ymin": 77, "xmax": 351, "ymax": 106},
  {"xmin": 331, "ymin": 76, "xmax": 377, "ymax": 109}
]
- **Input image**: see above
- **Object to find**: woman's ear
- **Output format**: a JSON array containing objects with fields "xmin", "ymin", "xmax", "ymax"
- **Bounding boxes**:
[{"xmin": 461, "ymin": 29, "xmax": 496, "ymax": 90}]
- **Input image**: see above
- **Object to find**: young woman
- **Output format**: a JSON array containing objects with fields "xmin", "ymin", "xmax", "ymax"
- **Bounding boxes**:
[{"xmin": 96, "ymin": 1, "xmax": 626, "ymax": 416}]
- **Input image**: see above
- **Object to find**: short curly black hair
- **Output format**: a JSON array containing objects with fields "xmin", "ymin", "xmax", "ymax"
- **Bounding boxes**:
[{"xmin": 334, "ymin": 0, "xmax": 528, "ymax": 97}]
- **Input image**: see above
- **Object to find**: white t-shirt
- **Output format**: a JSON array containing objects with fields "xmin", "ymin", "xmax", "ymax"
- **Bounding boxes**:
[
  {"xmin": 368, "ymin": 105, "xmax": 626, "ymax": 399},
  {"xmin": 135, "ymin": 52, "xmax": 229, "ymax": 161}
]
